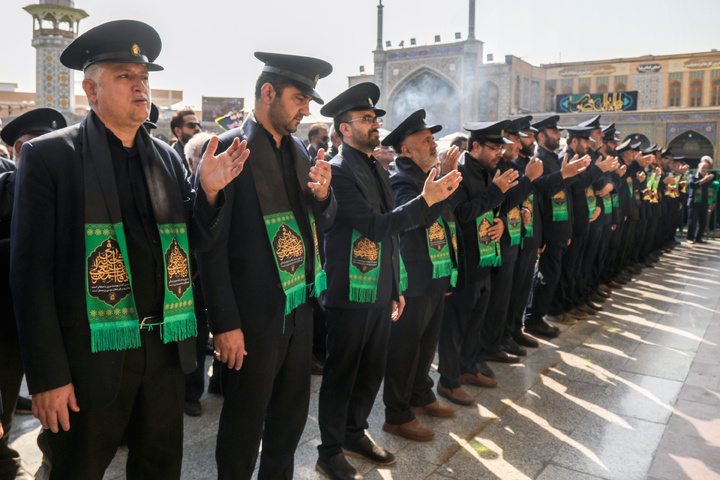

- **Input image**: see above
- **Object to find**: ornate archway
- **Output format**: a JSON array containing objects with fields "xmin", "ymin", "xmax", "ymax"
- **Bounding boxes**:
[
  {"xmin": 667, "ymin": 130, "xmax": 714, "ymax": 166},
  {"xmin": 389, "ymin": 70, "xmax": 461, "ymax": 134},
  {"xmin": 623, "ymin": 133, "xmax": 650, "ymax": 151}
]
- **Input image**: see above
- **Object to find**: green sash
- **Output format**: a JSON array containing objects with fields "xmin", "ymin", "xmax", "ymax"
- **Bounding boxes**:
[
  {"xmin": 626, "ymin": 177, "xmax": 634, "ymax": 199},
  {"xmin": 476, "ymin": 212, "xmax": 501, "ymax": 267},
  {"xmin": 349, "ymin": 230, "xmax": 381, "ymax": 303},
  {"xmin": 551, "ymin": 190, "xmax": 569, "ymax": 221},
  {"xmin": 447, "ymin": 220, "xmax": 459, "ymax": 287},
  {"xmin": 310, "ymin": 213, "xmax": 327, "ymax": 297},
  {"xmin": 585, "ymin": 186, "xmax": 596, "ymax": 219},
  {"xmin": 426, "ymin": 218, "xmax": 455, "ymax": 279},
  {"xmin": 507, "ymin": 206, "xmax": 522, "ymax": 246},
  {"xmin": 602, "ymin": 195, "xmax": 612, "ymax": 214},
  {"xmin": 643, "ymin": 172, "xmax": 655, "ymax": 202},
  {"xmin": 83, "ymin": 112, "xmax": 195, "ymax": 353},
  {"xmin": 522, "ymin": 194, "xmax": 534, "ymax": 239},
  {"xmin": 611, "ymin": 192, "xmax": 619, "ymax": 209},
  {"xmin": 398, "ymin": 251, "xmax": 408, "ymax": 295},
  {"xmin": 693, "ymin": 189, "xmax": 703, "ymax": 204},
  {"xmin": 263, "ymin": 212, "xmax": 308, "ymax": 314}
]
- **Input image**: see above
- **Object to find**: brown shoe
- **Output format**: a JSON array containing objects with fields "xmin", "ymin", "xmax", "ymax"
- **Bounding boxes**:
[
  {"xmin": 586, "ymin": 300, "xmax": 603, "ymax": 311},
  {"xmin": 575, "ymin": 304, "xmax": 597, "ymax": 315},
  {"xmin": 383, "ymin": 419, "xmax": 434, "ymax": 442},
  {"xmin": 460, "ymin": 372, "xmax": 498, "ymax": 387},
  {"xmin": 599, "ymin": 284, "xmax": 612, "ymax": 294},
  {"xmin": 437, "ymin": 384, "xmax": 473, "ymax": 405},
  {"xmin": 608, "ymin": 280, "xmax": 624, "ymax": 289},
  {"xmin": 412, "ymin": 400, "xmax": 454, "ymax": 418}
]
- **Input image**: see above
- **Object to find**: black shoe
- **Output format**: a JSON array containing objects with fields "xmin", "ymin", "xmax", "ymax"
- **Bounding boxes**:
[
  {"xmin": 184, "ymin": 400, "xmax": 202, "ymax": 417},
  {"xmin": 15, "ymin": 396, "xmax": 32, "ymax": 415},
  {"xmin": 626, "ymin": 265, "xmax": 642, "ymax": 275},
  {"xmin": 501, "ymin": 338, "xmax": 527, "ymax": 356},
  {"xmin": 478, "ymin": 360, "xmax": 496, "ymax": 378},
  {"xmin": 590, "ymin": 293, "xmax": 608, "ymax": 304},
  {"xmin": 525, "ymin": 320, "xmax": 560, "ymax": 339},
  {"xmin": 312, "ymin": 358, "xmax": 325, "ymax": 376},
  {"xmin": 343, "ymin": 436, "xmax": 396, "ymax": 466},
  {"xmin": 484, "ymin": 350, "xmax": 521, "ymax": 363},
  {"xmin": 512, "ymin": 331, "xmax": 539, "ymax": 348},
  {"xmin": 612, "ymin": 275, "xmax": 627, "ymax": 285},
  {"xmin": 317, "ymin": 454, "xmax": 363, "ymax": 480},
  {"xmin": 595, "ymin": 288, "xmax": 611, "ymax": 298}
]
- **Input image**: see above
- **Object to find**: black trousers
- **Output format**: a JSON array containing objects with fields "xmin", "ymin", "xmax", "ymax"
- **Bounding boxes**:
[
  {"xmin": 42, "ymin": 329, "xmax": 185, "ymax": 480},
  {"xmin": 318, "ymin": 303, "xmax": 392, "ymax": 460},
  {"xmin": 552, "ymin": 224, "xmax": 589, "ymax": 315},
  {"xmin": 184, "ymin": 280, "xmax": 208, "ymax": 403},
  {"xmin": 216, "ymin": 303, "xmax": 312, "ymax": 480},
  {"xmin": 383, "ymin": 293, "xmax": 444, "ymax": 425},
  {"xmin": 524, "ymin": 240, "xmax": 568, "ymax": 324},
  {"xmin": 505, "ymin": 236, "xmax": 540, "ymax": 337},
  {"xmin": 311, "ymin": 296, "xmax": 327, "ymax": 363},
  {"xmin": 687, "ymin": 204, "xmax": 708, "ymax": 241},
  {"xmin": 438, "ymin": 278, "xmax": 491, "ymax": 389},
  {"xmin": 0, "ymin": 326, "xmax": 23, "ymax": 480},
  {"xmin": 477, "ymin": 244, "xmax": 518, "ymax": 357}
]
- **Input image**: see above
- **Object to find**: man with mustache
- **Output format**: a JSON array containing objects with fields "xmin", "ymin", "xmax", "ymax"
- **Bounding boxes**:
[
  {"xmin": 380, "ymin": 109, "xmax": 461, "ymax": 443},
  {"xmin": 196, "ymin": 52, "xmax": 336, "ymax": 479},
  {"xmin": 317, "ymin": 83, "xmax": 461, "ymax": 480},
  {"xmin": 11, "ymin": 20, "xmax": 245, "ymax": 478}
]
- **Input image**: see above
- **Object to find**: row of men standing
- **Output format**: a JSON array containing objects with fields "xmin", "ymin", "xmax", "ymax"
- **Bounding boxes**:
[{"xmin": 1, "ymin": 17, "xmax": 717, "ymax": 480}]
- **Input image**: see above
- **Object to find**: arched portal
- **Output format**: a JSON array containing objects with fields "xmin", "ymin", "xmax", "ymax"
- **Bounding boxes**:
[
  {"xmin": 623, "ymin": 133, "xmax": 650, "ymax": 152},
  {"xmin": 389, "ymin": 70, "xmax": 460, "ymax": 134},
  {"xmin": 668, "ymin": 130, "xmax": 714, "ymax": 166}
]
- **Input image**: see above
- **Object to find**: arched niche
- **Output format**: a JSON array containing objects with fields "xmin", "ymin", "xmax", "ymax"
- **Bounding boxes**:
[{"xmin": 389, "ymin": 70, "xmax": 461, "ymax": 134}]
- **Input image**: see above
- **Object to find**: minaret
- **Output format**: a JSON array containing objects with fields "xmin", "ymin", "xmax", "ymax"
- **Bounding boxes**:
[
  {"xmin": 376, "ymin": 0, "xmax": 384, "ymax": 51},
  {"xmin": 468, "ymin": 0, "xmax": 476, "ymax": 40},
  {"xmin": 24, "ymin": 0, "xmax": 88, "ymax": 116}
]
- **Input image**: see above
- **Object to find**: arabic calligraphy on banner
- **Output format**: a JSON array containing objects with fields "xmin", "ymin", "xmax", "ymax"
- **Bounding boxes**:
[{"xmin": 556, "ymin": 91, "xmax": 638, "ymax": 113}]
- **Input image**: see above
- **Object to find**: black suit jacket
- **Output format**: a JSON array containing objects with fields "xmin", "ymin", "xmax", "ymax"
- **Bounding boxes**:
[
  {"xmin": 322, "ymin": 143, "xmax": 430, "ymax": 309},
  {"xmin": 196, "ymin": 114, "xmax": 336, "ymax": 338},
  {"xmin": 10, "ymin": 115, "xmax": 221, "ymax": 410}
]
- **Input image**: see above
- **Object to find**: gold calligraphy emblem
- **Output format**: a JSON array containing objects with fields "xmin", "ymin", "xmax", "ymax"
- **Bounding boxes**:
[
  {"xmin": 553, "ymin": 190, "xmax": 566, "ymax": 205},
  {"xmin": 167, "ymin": 244, "xmax": 189, "ymax": 279},
  {"xmin": 89, "ymin": 240, "xmax": 129, "ymax": 284},
  {"xmin": 275, "ymin": 224, "xmax": 304, "ymax": 261},
  {"xmin": 478, "ymin": 217, "xmax": 492, "ymax": 245},
  {"xmin": 354, "ymin": 237, "xmax": 379, "ymax": 261}
]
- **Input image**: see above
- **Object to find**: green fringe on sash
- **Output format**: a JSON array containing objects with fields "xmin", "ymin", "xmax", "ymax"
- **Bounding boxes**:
[
  {"xmin": 432, "ymin": 259, "xmax": 454, "ymax": 279},
  {"xmin": 90, "ymin": 320, "xmax": 141, "ymax": 353},
  {"xmin": 450, "ymin": 268, "xmax": 458, "ymax": 288},
  {"xmin": 350, "ymin": 283, "xmax": 377, "ymax": 303},
  {"xmin": 284, "ymin": 283, "xmax": 307, "ymax": 315},
  {"xmin": 162, "ymin": 312, "xmax": 199, "ymax": 343},
  {"xmin": 524, "ymin": 225, "xmax": 534, "ymax": 239},
  {"xmin": 313, "ymin": 270, "xmax": 327, "ymax": 297}
]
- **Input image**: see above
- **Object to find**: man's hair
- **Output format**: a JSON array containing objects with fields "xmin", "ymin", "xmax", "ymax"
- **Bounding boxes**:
[
  {"xmin": 334, "ymin": 111, "xmax": 353, "ymax": 141},
  {"xmin": 254, "ymin": 72, "xmax": 294, "ymax": 101},
  {"xmin": 171, "ymin": 109, "xmax": 196, "ymax": 133},
  {"xmin": 83, "ymin": 64, "xmax": 104, "ymax": 107},
  {"xmin": 308, "ymin": 123, "xmax": 328, "ymax": 142},
  {"xmin": 184, "ymin": 132, "xmax": 213, "ymax": 165},
  {"xmin": 450, "ymin": 136, "xmax": 467, "ymax": 148}
]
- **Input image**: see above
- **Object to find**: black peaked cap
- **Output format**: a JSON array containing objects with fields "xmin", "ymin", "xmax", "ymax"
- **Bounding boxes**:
[
  {"xmin": 320, "ymin": 82, "xmax": 385, "ymax": 118},
  {"xmin": 464, "ymin": 120, "xmax": 514, "ymax": 145},
  {"xmin": 255, "ymin": 51, "xmax": 332, "ymax": 104},
  {"xmin": 382, "ymin": 109, "xmax": 441, "ymax": 150},
  {"xmin": 1, "ymin": 108, "xmax": 67, "ymax": 146}
]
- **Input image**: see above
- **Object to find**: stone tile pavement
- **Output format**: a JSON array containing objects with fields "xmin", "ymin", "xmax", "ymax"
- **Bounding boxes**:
[{"xmin": 9, "ymin": 240, "xmax": 720, "ymax": 479}]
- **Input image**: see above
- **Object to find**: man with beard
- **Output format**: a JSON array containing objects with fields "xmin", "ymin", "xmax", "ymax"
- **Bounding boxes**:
[
  {"xmin": 196, "ymin": 52, "xmax": 336, "ymax": 479},
  {"xmin": 381, "ymin": 110, "xmax": 461, "ymax": 443},
  {"xmin": 549, "ymin": 124, "xmax": 615, "ymax": 323},
  {"xmin": 436, "ymin": 120, "xmax": 519, "ymax": 403},
  {"xmin": 472, "ymin": 117, "xmax": 543, "ymax": 367},
  {"xmin": 316, "ymin": 83, "xmax": 461, "ymax": 480},
  {"xmin": 308, "ymin": 123, "xmax": 330, "ymax": 160},
  {"xmin": 523, "ymin": 116, "xmax": 591, "ymax": 338},
  {"xmin": 170, "ymin": 108, "xmax": 202, "ymax": 176}
]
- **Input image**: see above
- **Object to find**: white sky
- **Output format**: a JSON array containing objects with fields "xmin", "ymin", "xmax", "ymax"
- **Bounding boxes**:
[{"xmin": 2, "ymin": 0, "xmax": 719, "ymax": 120}]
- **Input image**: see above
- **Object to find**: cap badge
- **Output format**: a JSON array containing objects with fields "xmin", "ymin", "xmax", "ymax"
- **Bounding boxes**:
[
  {"xmin": 131, "ymin": 44, "xmax": 141, "ymax": 57},
  {"xmin": 367, "ymin": 97, "xmax": 373, "ymax": 106},
  {"xmin": 51, "ymin": 120, "xmax": 57, "ymax": 129},
  {"xmin": 314, "ymin": 74, "xmax": 319, "ymax": 84}
]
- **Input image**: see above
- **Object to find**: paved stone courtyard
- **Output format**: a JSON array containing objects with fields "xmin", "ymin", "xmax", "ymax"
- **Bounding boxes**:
[{"xmin": 10, "ymin": 240, "xmax": 720, "ymax": 480}]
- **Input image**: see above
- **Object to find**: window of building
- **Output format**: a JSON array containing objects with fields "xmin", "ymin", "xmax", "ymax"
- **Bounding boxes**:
[
  {"xmin": 669, "ymin": 80, "xmax": 681, "ymax": 107},
  {"xmin": 578, "ymin": 78, "xmax": 590, "ymax": 94},
  {"xmin": 615, "ymin": 82, "xmax": 626, "ymax": 92},
  {"xmin": 690, "ymin": 79, "xmax": 703, "ymax": 107},
  {"xmin": 597, "ymin": 84, "xmax": 608, "ymax": 93},
  {"xmin": 562, "ymin": 86, "xmax": 572, "ymax": 94},
  {"xmin": 712, "ymin": 77, "xmax": 720, "ymax": 106},
  {"xmin": 515, "ymin": 75, "xmax": 521, "ymax": 109}
]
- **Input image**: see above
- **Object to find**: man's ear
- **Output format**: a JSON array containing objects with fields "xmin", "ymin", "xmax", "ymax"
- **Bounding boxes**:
[{"xmin": 260, "ymin": 83, "xmax": 276, "ymax": 105}]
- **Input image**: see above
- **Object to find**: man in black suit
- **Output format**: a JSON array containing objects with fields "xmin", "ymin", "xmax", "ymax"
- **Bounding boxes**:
[
  {"xmin": 196, "ymin": 52, "xmax": 336, "ymax": 480},
  {"xmin": 381, "ymin": 110, "xmax": 460, "ymax": 443},
  {"xmin": 0, "ymin": 108, "xmax": 66, "ymax": 480},
  {"xmin": 10, "ymin": 20, "xmax": 246, "ymax": 479},
  {"xmin": 316, "ymin": 83, "xmax": 462, "ymax": 480}
]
